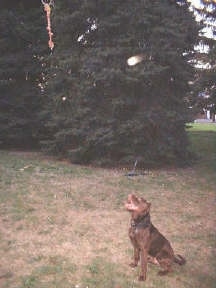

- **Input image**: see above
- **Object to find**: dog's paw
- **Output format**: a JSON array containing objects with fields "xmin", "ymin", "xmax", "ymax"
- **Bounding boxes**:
[
  {"xmin": 129, "ymin": 262, "xmax": 137, "ymax": 268},
  {"xmin": 158, "ymin": 270, "xmax": 169, "ymax": 276},
  {"xmin": 138, "ymin": 275, "xmax": 146, "ymax": 281}
]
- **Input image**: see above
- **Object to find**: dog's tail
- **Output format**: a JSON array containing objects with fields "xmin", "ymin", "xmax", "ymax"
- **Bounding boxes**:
[{"xmin": 174, "ymin": 254, "xmax": 186, "ymax": 265}]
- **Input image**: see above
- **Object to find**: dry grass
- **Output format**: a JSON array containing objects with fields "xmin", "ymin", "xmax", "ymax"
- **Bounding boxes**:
[{"xmin": 0, "ymin": 124, "xmax": 215, "ymax": 288}]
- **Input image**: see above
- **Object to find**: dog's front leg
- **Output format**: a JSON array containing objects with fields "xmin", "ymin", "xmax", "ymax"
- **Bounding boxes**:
[
  {"xmin": 139, "ymin": 248, "xmax": 148, "ymax": 281},
  {"xmin": 129, "ymin": 230, "xmax": 140, "ymax": 267},
  {"xmin": 130, "ymin": 246, "xmax": 140, "ymax": 267}
]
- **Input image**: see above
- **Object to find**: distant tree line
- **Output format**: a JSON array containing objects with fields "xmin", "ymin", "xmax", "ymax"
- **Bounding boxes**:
[{"xmin": 0, "ymin": 0, "xmax": 214, "ymax": 167}]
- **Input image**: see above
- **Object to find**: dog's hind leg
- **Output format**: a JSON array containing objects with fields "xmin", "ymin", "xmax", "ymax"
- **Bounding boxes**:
[
  {"xmin": 157, "ymin": 258, "xmax": 173, "ymax": 276},
  {"xmin": 148, "ymin": 255, "xmax": 159, "ymax": 265}
]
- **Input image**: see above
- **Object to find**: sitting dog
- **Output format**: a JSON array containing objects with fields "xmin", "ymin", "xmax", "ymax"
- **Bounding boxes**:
[{"xmin": 125, "ymin": 194, "xmax": 186, "ymax": 281}]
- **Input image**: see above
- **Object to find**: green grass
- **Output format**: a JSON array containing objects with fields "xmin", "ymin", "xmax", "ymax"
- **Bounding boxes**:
[
  {"xmin": 188, "ymin": 122, "xmax": 216, "ymax": 132},
  {"xmin": 0, "ymin": 123, "xmax": 215, "ymax": 288},
  {"xmin": 187, "ymin": 123, "xmax": 216, "ymax": 173}
]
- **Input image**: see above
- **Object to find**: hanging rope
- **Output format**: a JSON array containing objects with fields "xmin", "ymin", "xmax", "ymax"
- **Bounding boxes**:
[{"xmin": 41, "ymin": 0, "xmax": 54, "ymax": 51}]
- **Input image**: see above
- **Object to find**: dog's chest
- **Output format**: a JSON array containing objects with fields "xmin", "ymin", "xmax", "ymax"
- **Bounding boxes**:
[
  {"xmin": 129, "ymin": 226, "xmax": 145, "ymax": 241},
  {"xmin": 129, "ymin": 217, "xmax": 151, "ymax": 245},
  {"xmin": 129, "ymin": 226, "xmax": 136, "ymax": 238}
]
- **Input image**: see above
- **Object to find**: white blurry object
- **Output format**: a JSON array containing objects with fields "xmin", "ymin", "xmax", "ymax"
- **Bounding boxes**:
[{"xmin": 127, "ymin": 54, "xmax": 144, "ymax": 66}]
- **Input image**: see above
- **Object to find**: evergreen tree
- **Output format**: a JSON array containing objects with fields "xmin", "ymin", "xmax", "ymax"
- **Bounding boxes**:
[
  {"xmin": 0, "ymin": 2, "xmax": 48, "ymax": 148},
  {"xmin": 43, "ymin": 0, "xmax": 200, "ymax": 167}
]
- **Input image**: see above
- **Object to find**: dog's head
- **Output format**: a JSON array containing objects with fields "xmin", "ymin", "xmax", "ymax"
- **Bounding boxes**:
[{"xmin": 125, "ymin": 194, "xmax": 151, "ymax": 220}]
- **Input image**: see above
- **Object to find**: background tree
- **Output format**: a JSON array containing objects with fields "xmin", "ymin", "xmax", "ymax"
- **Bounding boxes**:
[
  {"xmin": 42, "ymin": 0, "xmax": 200, "ymax": 167},
  {"xmin": 0, "ymin": 1, "xmax": 48, "ymax": 148}
]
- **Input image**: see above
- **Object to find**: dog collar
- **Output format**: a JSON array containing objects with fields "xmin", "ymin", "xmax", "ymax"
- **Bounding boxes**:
[{"xmin": 131, "ymin": 213, "xmax": 151, "ymax": 229}]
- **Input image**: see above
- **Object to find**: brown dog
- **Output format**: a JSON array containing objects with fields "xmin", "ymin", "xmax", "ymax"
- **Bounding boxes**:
[{"xmin": 125, "ymin": 194, "xmax": 186, "ymax": 281}]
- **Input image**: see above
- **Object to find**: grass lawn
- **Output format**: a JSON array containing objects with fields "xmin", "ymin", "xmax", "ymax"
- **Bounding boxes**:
[{"xmin": 0, "ymin": 123, "xmax": 215, "ymax": 288}]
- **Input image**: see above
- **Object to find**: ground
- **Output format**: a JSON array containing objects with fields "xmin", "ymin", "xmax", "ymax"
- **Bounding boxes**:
[{"xmin": 0, "ymin": 123, "xmax": 215, "ymax": 288}]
